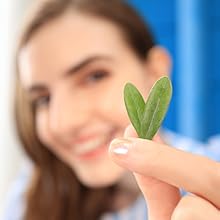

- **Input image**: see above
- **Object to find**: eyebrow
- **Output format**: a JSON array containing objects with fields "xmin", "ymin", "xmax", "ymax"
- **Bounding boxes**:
[
  {"xmin": 27, "ymin": 55, "xmax": 113, "ymax": 94},
  {"xmin": 64, "ymin": 55, "xmax": 113, "ymax": 78}
]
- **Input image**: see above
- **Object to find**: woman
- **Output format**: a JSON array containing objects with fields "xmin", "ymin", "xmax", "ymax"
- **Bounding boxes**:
[{"xmin": 4, "ymin": 0, "xmax": 220, "ymax": 219}]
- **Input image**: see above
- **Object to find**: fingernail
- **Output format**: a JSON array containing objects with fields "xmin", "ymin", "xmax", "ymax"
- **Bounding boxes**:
[{"xmin": 109, "ymin": 138, "xmax": 133, "ymax": 155}]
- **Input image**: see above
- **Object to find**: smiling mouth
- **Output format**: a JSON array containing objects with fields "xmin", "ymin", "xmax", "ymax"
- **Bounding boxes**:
[{"xmin": 73, "ymin": 130, "xmax": 116, "ymax": 160}]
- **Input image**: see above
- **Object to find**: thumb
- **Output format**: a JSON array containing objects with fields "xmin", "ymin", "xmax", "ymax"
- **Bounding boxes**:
[{"xmin": 109, "ymin": 124, "xmax": 181, "ymax": 220}]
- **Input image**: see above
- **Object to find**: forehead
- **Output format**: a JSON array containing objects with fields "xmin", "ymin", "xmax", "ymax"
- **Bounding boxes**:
[{"xmin": 18, "ymin": 12, "xmax": 130, "ymax": 87}]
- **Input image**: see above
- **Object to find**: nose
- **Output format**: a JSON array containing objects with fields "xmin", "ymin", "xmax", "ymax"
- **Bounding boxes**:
[{"xmin": 49, "ymin": 92, "xmax": 89, "ymax": 139}]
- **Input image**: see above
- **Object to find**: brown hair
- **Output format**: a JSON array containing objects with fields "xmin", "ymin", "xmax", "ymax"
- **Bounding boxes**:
[{"xmin": 15, "ymin": 0, "xmax": 155, "ymax": 219}]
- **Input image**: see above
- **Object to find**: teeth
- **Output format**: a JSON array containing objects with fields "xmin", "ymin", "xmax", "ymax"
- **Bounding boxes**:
[{"xmin": 74, "ymin": 137, "xmax": 107, "ymax": 155}]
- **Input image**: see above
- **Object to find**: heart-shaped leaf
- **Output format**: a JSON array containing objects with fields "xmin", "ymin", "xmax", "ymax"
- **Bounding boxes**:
[{"xmin": 124, "ymin": 76, "xmax": 172, "ymax": 140}]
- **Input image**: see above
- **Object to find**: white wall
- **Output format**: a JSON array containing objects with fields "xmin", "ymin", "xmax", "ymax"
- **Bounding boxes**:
[{"xmin": 0, "ymin": 0, "xmax": 30, "ymax": 216}]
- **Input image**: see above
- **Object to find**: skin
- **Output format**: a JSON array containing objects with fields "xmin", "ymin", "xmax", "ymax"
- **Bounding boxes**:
[{"xmin": 18, "ymin": 11, "xmax": 169, "ymax": 188}]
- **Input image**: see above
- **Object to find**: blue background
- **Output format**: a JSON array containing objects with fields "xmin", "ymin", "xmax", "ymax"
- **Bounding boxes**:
[{"xmin": 128, "ymin": 0, "xmax": 220, "ymax": 142}]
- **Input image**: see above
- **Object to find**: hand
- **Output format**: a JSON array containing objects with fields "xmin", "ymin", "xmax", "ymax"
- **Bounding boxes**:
[{"xmin": 109, "ymin": 125, "xmax": 220, "ymax": 220}]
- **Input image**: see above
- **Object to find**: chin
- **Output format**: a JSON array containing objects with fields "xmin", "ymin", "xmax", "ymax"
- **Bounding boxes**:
[
  {"xmin": 79, "ymin": 176, "xmax": 119, "ymax": 188},
  {"xmin": 74, "ymin": 165, "xmax": 126, "ymax": 188}
]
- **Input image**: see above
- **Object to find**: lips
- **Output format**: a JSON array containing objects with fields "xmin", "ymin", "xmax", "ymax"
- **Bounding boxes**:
[
  {"xmin": 72, "ymin": 129, "xmax": 116, "ymax": 160},
  {"xmin": 74, "ymin": 136, "xmax": 107, "ymax": 155}
]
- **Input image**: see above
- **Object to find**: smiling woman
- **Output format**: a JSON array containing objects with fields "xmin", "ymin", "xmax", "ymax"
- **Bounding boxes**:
[
  {"xmin": 3, "ymin": 0, "xmax": 220, "ymax": 220},
  {"xmin": 14, "ymin": 1, "xmax": 156, "ymax": 219}
]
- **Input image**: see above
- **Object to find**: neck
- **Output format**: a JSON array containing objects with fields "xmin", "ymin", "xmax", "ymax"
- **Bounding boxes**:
[{"xmin": 112, "ymin": 172, "xmax": 141, "ymax": 211}]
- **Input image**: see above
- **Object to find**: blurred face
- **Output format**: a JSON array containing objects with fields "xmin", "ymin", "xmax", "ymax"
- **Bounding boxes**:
[{"xmin": 19, "ymin": 12, "xmax": 157, "ymax": 187}]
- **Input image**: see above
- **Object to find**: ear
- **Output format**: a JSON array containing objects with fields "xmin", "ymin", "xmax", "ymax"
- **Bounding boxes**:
[{"xmin": 145, "ymin": 46, "xmax": 172, "ymax": 80}]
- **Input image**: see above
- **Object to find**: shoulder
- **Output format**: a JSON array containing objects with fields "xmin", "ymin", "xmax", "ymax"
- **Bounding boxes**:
[
  {"xmin": 1, "ymin": 159, "xmax": 33, "ymax": 220},
  {"xmin": 161, "ymin": 129, "xmax": 220, "ymax": 160},
  {"xmin": 161, "ymin": 129, "xmax": 206, "ymax": 150}
]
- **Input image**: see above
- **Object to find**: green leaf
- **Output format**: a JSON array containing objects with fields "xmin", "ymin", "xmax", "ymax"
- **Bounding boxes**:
[
  {"xmin": 141, "ymin": 77, "xmax": 172, "ymax": 139},
  {"xmin": 124, "ymin": 83, "xmax": 145, "ymax": 135},
  {"xmin": 124, "ymin": 76, "xmax": 172, "ymax": 140}
]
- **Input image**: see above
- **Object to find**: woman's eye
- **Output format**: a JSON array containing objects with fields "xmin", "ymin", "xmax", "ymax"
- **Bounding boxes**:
[
  {"xmin": 85, "ymin": 70, "xmax": 109, "ymax": 83},
  {"xmin": 33, "ymin": 96, "xmax": 50, "ymax": 108}
]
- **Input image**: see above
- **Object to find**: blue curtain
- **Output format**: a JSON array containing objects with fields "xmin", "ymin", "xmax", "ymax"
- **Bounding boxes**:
[{"xmin": 128, "ymin": 0, "xmax": 220, "ymax": 142}]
